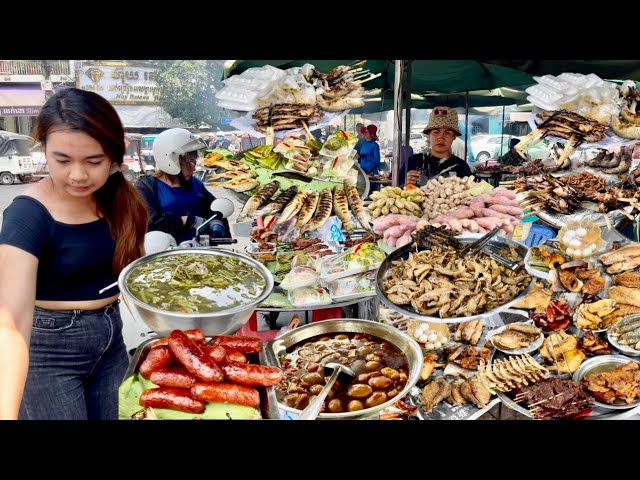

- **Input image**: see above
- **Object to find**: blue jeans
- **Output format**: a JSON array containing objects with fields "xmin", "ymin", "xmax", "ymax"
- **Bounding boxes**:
[{"xmin": 19, "ymin": 301, "xmax": 128, "ymax": 420}]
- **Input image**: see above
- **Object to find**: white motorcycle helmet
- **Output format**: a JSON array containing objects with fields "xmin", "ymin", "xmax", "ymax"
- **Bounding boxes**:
[{"xmin": 152, "ymin": 128, "xmax": 207, "ymax": 175}]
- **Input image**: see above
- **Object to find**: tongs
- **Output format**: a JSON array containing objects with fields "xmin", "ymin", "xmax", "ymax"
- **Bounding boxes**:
[{"xmin": 459, "ymin": 227, "xmax": 520, "ymax": 271}]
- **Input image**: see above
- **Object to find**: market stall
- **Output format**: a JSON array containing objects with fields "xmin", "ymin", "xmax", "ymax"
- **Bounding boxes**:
[{"xmin": 117, "ymin": 62, "xmax": 640, "ymax": 421}]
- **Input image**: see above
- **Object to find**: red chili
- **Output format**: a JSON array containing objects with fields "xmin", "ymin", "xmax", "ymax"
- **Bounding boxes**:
[
  {"xmin": 340, "ymin": 130, "xmax": 348, "ymax": 140},
  {"xmin": 333, "ymin": 157, "xmax": 339, "ymax": 168}
]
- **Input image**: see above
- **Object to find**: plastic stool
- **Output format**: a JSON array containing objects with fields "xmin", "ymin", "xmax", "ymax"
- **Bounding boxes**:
[{"xmin": 525, "ymin": 224, "xmax": 556, "ymax": 247}]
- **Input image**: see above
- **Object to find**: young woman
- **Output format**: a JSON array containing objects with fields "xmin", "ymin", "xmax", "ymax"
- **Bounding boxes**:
[
  {"xmin": 357, "ymin": 124, "xmax": 381, "ymax": 175},
  {"xmin": 0, "ymin": 88, "xmax": 149, "ymax": 419}
]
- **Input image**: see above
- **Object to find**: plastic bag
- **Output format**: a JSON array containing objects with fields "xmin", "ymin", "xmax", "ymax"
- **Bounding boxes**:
[{"xmin": 320, "ymin": 216, "xmax": 345, "ymax": 243}]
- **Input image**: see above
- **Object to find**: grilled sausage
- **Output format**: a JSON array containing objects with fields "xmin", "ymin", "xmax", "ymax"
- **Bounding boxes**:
[
  {"xmin": 223, "ymin": 347, "xmax": 248, "ymax": 364},
  {"xmin": 220, "ymin": 361, "xmax": 284, "ymax": 387},
  {"xmin": 140, "ymin": 387, "xmax": 205, "ymax": 413},
  {"xmin": 138, "ymin": 345, "xmax": 174, "ymax": 379},
  {"xmin": 202, "ymin": 345, "xmax": 227, "ymax": 363},
  {"xmin": 151, "ymin": 329, "xmax": 205, "ymax": 348},
  {"xmin": 149, "ymin": 367, "xmax": 198, "ymax": 389},
  {"xmin": 168, "ymin": 330, "xmax": 224, "ymax": 383},
  {"xmin": 191, "ymin": 383, "xmax": 260, "ymax": 408},
  {"xmin": 209, "ymin": 335, "xmax": 262, "ymax": 354}
]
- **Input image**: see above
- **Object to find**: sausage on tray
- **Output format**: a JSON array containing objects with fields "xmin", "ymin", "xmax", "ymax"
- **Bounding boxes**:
[
  {"xmin": 191, "ymin": 383, "xmax": 260, "ymax": 408},
  {"xmin": 149, "ymin": 367, "xmax": 199, "ymax": 389},
  {"xmin": 220, "ymin": 361, "xmax": 284, "ymax": 387},
  {"xmin": 202, "ymin": 345, "xmax": 227, "ymax": 363},
  {"xmin": 168, "ymin": 330, "xmax": 224, "ymax": 383},
  {"xmin": 209, "ymin": 335, "xmax": 262, "ymax": 354},
  {"xmin": 151, "ymin": 328, "xmax": 205, "ymax": 348},
  {"xmin": 140, "ymin": 387, "xmax": 205, "ymax": 413},
  {"xmin": 138, "ymin": 345, "xmax": 174, "ymax": 379},
  {"xmin": 224, "ymin": 347, "xmax": 248, "ymax": 364}
]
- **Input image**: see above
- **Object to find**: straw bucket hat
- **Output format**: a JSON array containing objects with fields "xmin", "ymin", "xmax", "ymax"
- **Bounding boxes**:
[{"xmin": 423, "ymin": 106, "xmax": 461, "ymax": 136}]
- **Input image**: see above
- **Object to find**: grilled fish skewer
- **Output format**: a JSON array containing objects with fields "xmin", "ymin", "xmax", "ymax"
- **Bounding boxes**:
[
  {"xmin": 303, "ymin": 188, "xmax": 333, "ymax": 231},
  {"xmin": 277, "ymin": 190, "xmax": 310, "ymax": 224},
  {"xmin": 236, "ymin": 180, "xmax": 280, "ymax": 222},
  {"xmin": 252, "ymin": 186, "xmax": 298, "ymax": 217},
  {"xmin": 333, "ymin": 185, "xmax": 354, "ymax": 233},
  {"xmin": 208, "ymin": 177, "xmax": 260, "ymax": 193},
  {"xmin": 295, "ymin": 192, "xmax": 319, "ymax": 231},
  {"xmin": 344, "ymin": 178, "xmax": 372, "ymax": 233}
]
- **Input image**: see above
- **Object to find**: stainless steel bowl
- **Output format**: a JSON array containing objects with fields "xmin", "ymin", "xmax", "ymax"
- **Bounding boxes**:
[
  {"xmin": 376, "ymin": 234, "xmax": 535, "ymax": 324},
  {"xmin": 263, "ymin": 318, "xmax": 423, "ymax": 420},
  {"xmin": 573, "ymin": 355, "xmax": 640, "ymax": 410},
  {"xmin": 118, "ymin": 248, "xmax": 274, "ymax": 336}
]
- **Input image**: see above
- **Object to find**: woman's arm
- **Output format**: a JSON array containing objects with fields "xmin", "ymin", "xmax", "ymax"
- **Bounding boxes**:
[{"xmin": 0, "ymin": 245, "xmax": 38, "ymax": 419}]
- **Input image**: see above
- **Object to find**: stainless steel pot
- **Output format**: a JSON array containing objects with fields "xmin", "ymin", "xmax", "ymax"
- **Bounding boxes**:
[
  {"xmin": 118, "ymin": 248, "xmax": 274, "ymax": 336},
  {"xmin": 264, "ymin": 318, "xmax": 423, "ymax": 420}
]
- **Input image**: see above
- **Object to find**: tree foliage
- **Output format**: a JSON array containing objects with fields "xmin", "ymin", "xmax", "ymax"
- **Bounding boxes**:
[{"xmin": 152, "ymin": 60, "xmax": 225, "ymax": 129}]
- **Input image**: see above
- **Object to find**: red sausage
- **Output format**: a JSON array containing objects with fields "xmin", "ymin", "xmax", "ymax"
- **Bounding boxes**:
[
  {"xmin": 168, "ymin": 330, "xmax": 224, "ymax": 383},
  {"xmin": 191, "ymin": 382, "xmax": 260, "ymax": 408},
  {"xmin": 209, "ymin": 335, "xmax": 262, "ymax": 354},
  {"xmin": 149, "ymin": 367, "xmax": 198, "ymax": 389},
  {"xmin": 151, "ymin": 329, "xmax": 205, "ymax": 348},
  {"xmin": 202, "ymin": 345, "xmax": 227, "ymax": 363},
  {"xmin": 138, "ymin": 345, "xmax": 174, "ymax": 379},
  {"xmin": 224, "ymin": 347, "xmax": 248, "ymax": 364},
  {"xmin": 140, "ymin": 387, "xmax": 205, "ymax": 413},
  {"xmin": 220, "ymin": 361, "xmax": 284, "ymax": 387}
]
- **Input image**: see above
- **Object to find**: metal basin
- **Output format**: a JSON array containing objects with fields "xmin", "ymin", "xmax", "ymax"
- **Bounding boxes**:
[
  {"xmin": 263, "ymin": 318, "xmax": 423, "ymax": 420},
  {"xmin": 376, "ymin": 234, "xmax": 535, "ymax": 324},
  {"xmin": 118, "ymin": 248, "xmax": 274, "ymax": 336}
]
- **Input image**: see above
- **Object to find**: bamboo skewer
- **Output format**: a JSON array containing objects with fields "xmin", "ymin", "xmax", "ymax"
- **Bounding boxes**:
[
  {"xmin": 364, "ymin": 98, "xmax": 382, "ymax": 103},
  {"xmin": 301, "ymin": 121, "xmax": 313, "ymax": 141},
  {"xmin": 603, "ymin": 212, "xmax": 613, "ymax": 230}
]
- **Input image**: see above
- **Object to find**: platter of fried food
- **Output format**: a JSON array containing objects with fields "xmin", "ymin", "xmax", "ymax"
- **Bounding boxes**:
[
  {"xmin": 607, "ymin": 314, "xmax": 640, "ymax": 357},
  {"xmin": 486, "ymin": 321, "xmax": 544, "ymax": 355},
  {"xmin": 573, "ymin": 355, "xmax": 640, "ymax": 409},
  {"xmin": 376, "ymin": 227, "xmax": 534, "ymax": 323}
]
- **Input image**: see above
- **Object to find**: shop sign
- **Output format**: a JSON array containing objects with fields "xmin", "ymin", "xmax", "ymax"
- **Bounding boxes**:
[
  {"xmin": 77, "ymin": 65, "xmax": 161, "ymax": 105},
  {"xmin": 1, "ymin": 106, "xmax": 41, "ymax": 116}
]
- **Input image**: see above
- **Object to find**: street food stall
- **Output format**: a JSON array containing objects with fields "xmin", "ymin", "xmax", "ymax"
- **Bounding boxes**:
[{"xmin": 118, "ymin": 62, "xmax": 640, "ymax": 421}]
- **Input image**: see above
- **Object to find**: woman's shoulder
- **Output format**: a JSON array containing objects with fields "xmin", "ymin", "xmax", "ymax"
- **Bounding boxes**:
[{"xmin": 6, "ymin": 194, "xmax": 54, "ymax": 221}]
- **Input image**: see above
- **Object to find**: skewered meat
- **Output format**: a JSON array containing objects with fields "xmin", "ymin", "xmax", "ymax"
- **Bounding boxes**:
[
  {"xmin": 236, "ymin": 180, "xmax": 280, "ymax": 222},
  {"xmin": 518, "ymin": 378, "xmax": 594, "ymax": 419}
]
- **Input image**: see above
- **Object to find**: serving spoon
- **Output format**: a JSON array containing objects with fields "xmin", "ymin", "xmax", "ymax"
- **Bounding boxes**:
[{"xmin": 297, "ymin": 362, "xmax": 356, "ymax": 420}]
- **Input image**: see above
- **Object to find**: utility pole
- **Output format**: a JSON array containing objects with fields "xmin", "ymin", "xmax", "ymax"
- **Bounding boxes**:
[{"xmin": 41, "ymin": 60, "xmax": 53, "ymax": 101}]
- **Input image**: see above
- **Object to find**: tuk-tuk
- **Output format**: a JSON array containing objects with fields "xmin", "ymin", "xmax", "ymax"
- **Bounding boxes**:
[{"xmin": 0, "ymin": 130, "xmax": 37, "ymax": 185}]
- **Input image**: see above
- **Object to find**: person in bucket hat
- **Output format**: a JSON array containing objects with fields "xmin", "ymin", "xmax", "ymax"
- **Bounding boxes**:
[
  {"xmin": 356, "ymin": 124, "xmax": 381, "ymax": 175},
  {"xmin": 404, "ymin": 106, "xmax": 471, "ymax": 187}
]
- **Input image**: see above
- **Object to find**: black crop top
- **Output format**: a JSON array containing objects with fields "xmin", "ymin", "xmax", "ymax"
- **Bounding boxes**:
[{"xmin": 0, "ymin": 196, "xmax": 118, "ymax": 301}]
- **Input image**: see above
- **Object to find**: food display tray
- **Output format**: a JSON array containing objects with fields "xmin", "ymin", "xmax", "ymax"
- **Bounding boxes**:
[
  {"xmin": 376, "ymin": 235, "xmax": 535, "ymax": 324},
  {"xmin": 120, "ymin": 337, "xmax": 281, "ymax": 420}
]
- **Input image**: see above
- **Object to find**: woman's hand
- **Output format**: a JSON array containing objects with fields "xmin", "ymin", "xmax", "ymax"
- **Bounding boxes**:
[{"xmin": 406, "ymin": 170, "xmax": 420, "ymax": 186}]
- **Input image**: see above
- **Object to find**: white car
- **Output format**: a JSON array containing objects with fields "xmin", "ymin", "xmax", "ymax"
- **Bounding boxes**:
[{"xmin": 471, "ymin": 134, "xmax": 511, "ymax": 162}]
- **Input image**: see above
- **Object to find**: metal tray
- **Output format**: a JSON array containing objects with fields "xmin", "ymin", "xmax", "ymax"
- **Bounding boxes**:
[
  {"xmin": 120, "ymin": 337, "xmax": 280, "ymax": 420},
  {"xmin": 375, "ymin": 235, "xmax": 535, "ymax": 324},
  {"xmin": 572, "ymin": 355, "xmax": 640, "ymax": 410}
]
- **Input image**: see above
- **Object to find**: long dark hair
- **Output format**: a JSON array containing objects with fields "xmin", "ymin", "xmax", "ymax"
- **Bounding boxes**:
[{"xmin": 32, "ymin": 88, "xmax": 148, "ymax": 273}]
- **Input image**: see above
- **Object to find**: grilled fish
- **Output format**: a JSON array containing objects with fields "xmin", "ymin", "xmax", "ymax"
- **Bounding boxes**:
[
  {"xmin": 209, "ymin": 177, "xmax": 260, "ymax": 193},
  {"xmin": 333, "ymin": 185, "xmax": 354, "ymax": 233},
  {"xmin": 208, "ymin": 170, "xmax": 257, "ymax": 180},
  {"xmin": 344, "ymin": 178, "xmax": 372, "ymax": 233},
  {"xmin": 206, "ymin": 158, "xmax": 250, "ymax": 172},
  {"xmin": 277, "ymin": 190, "xmax": 310, "ymax": 224},
  {"xmin": 253, "ymin": 186, "xmax": 298, "ymax": 217},
  {"xmin": 295, "ymin": 192, "xmax": 319, "ymax": 231},
  {"xmin": 237, "ymin": 180, "xmax": 280, "ymax": 222},
  {"xmin": 303, "ymin": 188, "xmax": 332, "ymax": 231}
]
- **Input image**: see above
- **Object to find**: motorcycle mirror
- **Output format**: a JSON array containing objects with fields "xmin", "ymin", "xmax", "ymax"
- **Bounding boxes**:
[{"xmin": 210, "ymin": 198, "xmax": 235, "ymax": 219}]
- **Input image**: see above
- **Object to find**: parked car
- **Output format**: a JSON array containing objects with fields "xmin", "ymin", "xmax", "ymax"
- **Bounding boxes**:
[{"xmin": 471, "ymin": 134, "xmax": 512, "ymax": 162}]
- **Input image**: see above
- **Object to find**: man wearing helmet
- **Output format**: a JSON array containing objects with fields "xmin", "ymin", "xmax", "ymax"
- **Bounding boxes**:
[{"xmin": 135, "ymin": 128, "xmax": 231, "ymax": 243}]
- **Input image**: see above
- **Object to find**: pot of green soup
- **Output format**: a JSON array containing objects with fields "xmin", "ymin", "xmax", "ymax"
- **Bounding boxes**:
[{"xmin": 118, "ymin": 248, "xmax": 274, "ymax": 336}]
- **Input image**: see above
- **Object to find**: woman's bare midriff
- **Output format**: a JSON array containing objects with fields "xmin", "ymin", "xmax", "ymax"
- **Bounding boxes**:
[{"xmin": 35, "ymin": 293, "xmax": 120, "ymax": 311}]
